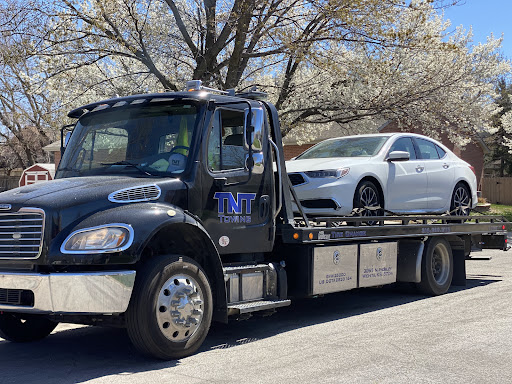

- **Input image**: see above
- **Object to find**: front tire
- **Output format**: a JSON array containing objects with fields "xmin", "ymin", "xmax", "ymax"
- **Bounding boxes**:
[
  {"xmin": 416, "ymin": 238, "xmax": 453, "ymax": 296},
  {"xmin": 126, "ymin": 255, "xmax": 213, "ymax": 360},
  {"xmin": 352, "ymin": 180, "xmax": 383, "ymax": 225},
  {"xmin": 0, "ymin": 313, "xmax": 58, "ymax": 342}
]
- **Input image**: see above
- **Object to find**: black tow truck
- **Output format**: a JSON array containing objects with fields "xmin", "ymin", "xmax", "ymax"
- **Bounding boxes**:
[{"xmin": 0, "ymin": 81, "xmax": 509, "ymax": 359}]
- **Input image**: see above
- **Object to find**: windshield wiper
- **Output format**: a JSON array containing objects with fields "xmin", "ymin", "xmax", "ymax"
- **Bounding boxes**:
[{"xmin": 101, "ymin": 161, "xmax": 156, "ymax": 176}]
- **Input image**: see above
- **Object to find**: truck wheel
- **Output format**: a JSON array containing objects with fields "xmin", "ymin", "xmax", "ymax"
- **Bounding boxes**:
[
  {"xmin": 126, "ymin": 255, "xmax": 213, "ymax": 360},
  {"xmin": 417, "ymin": 238, "xmax": 453, "ymax": 296},
  {"xmin": 0, "ymin": 313, "xmax": 58, "ymax": 342}
]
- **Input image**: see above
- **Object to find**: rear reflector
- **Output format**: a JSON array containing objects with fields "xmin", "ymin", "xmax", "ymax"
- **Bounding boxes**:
[{"xmin": 469, "ymin": 166, "xmax": 476, "ymax": 175}]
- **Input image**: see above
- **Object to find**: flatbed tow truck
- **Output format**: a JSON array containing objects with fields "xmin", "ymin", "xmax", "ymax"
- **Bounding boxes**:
[{"xmin": 0, "ymin": 81, "xmax": 508, "ymax": 359}]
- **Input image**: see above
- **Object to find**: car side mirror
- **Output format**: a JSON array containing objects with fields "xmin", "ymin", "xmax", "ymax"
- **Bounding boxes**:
[{"xmin": 386, "ymin": 151, "xmax": 410, "ymax": 162}]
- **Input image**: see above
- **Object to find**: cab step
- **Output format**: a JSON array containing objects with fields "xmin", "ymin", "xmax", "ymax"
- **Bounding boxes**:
[{"xmin": 228, "ymin": 299, "xmax": 291, "ymax": 316}]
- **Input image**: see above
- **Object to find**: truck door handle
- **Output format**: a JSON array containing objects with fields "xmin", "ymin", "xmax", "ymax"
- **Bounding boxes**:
[
  {"xmin": 259, "ymin": 195, "xmax": 270, "ymax": 218},
  {"xmin": 443, "ymin": 163, "xmax": 449, "ymax": 169},
  {"xmin": 416, "ymin": 166, "xmax": 424, "ymax": 172}
]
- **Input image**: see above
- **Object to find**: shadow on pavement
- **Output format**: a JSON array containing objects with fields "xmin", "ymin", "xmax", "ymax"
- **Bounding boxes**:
[{"xmin": 0, "ymin": 276, "xmax": 501, "ymax": 383}]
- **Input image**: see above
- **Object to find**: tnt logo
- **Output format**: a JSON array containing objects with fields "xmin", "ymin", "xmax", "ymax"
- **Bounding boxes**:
[{"xmin": 214, "ymin": 192, "xmax": 256, "ymax": 223}]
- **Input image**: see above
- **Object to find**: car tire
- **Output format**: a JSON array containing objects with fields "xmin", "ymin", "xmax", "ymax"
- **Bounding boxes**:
[
  {"xmin": 416, "ymin": 238, "xmax": 453, "ymax": 296},
  {"xmin": 126, "ymin": 254, "xmax": 213, "ymax": 360},
  {"xmin": 351, "ymin": 180, "xmax": 383, "ymax": 225},
  {"xmin": 0, "ymin": 313, "xmax": 58, "ymax": 342},
  {"xmin": 450, "ymin": 182, "xmax": 471, "ymax": 216}
]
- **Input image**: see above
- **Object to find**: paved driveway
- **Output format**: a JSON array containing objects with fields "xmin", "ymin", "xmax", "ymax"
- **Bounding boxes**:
[{"xmin": 1, "ymin": 248, "xmax": 511, "ymax": 384}]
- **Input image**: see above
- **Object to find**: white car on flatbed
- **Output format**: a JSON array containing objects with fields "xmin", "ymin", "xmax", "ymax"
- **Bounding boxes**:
[{"xmin": 286, "ymin": 133, "xmax": 478, "ymax": 218}]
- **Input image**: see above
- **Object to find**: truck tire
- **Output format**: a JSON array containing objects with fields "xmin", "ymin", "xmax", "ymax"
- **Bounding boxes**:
[
  {"xmin": 417, "ymin": 238, "xmax": 453, "ymax": 295},
  {"xmin": 0, "ymin": 313, "xmax": 58, "ymax": 342},
  {"xmin": 126, "ymin": 255, "xmax": 213, "ymax": 360}
]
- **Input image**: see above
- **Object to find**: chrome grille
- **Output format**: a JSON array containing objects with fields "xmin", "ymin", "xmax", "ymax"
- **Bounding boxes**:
[
  {"xmin": 0, "ymin": 208, "xmax": 44, "ymax": 259},
  {"xmin": 288, "ymin": 173, "xmax": 306, "ymax": 186},
  {"xmin": 108, "ymin": 185, "xmax": 161, "ymax": 203}
]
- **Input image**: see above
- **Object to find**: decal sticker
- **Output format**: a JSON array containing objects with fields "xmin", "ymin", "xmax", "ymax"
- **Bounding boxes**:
[
  {"xmin": 333, "ymin": 250, "xmax": 340, "ymax": 265},
  {"xmin": 376, "ymin": 247, "xmax": 383, "ymax": 261},
  {"xmin": 219, "ymin": 236, "xmax": 230, "ymax": 247},
  {"xmin": 214, "ymin": 192, "xmax": 256, "ymax": 224}
]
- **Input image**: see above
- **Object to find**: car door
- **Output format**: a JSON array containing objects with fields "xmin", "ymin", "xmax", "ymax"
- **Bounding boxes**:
[
  {"xmin": 386, "ymin": 136, "xmax": 429, "ymax": 211},
  {"xmin": 413, "ymin": 138, "xmax": 455, "ymax": 211},
  {"xmin": 199, "ymin": 105, "xmax": 275, "ymax": 254}
]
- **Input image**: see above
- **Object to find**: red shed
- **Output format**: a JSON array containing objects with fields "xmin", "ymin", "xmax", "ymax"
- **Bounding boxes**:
[{"xmin": 19, "ymin": 164, "xmax": 56, "ymax": 187}]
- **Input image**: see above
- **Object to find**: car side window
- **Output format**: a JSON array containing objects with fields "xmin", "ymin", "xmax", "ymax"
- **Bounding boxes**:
[
  {"xmin": 389, "ymin": 137, "xmax": 416, "ymax": 160},
  {"xmin": 416, "ymin": 138, "xmax": 440, "ymax": 160},
  {"xmin": 435, "ymin": 145, "xmax": 446, "ymax": 158},
  {"xmin": 207, "ymin": 109, "xmax": 247, "ymax": 172}
]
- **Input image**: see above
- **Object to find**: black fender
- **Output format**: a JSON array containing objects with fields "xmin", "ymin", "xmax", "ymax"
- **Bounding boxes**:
[{"xmin": 49, "ymin": 202, "xmax": 228, "ymax": 322}]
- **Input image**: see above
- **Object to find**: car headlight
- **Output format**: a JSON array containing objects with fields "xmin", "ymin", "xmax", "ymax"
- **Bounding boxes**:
[
  {"xmin": 305, "ymin": 168, "xmax": 350, "ymax": 179},
  {"xmin": 61, "ymin": 224, "xmax": 133, "ymax": 254}
]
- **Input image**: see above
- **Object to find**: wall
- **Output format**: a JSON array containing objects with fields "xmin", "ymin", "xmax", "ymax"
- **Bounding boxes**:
[{"xmin": 283, "ymin": 144, "xmax": 315, "ymax": 160}]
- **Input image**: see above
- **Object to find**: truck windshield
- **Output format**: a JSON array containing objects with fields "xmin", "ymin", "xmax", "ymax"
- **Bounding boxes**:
[{"xmin": 57, "ymin": 101, "xmax": 202, "ymax": 178}]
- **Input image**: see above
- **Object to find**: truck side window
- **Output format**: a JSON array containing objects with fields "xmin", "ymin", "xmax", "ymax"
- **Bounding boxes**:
[{"xmin": 208, "ymin": 109, "xmax": 247, "ymax": 171}]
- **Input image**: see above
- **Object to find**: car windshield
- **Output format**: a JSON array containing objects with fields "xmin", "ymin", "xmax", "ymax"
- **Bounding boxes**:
[
  {"xmin": 57, "ymin": 101, "xmax": 202, "ymax": 178},
  {"xmin": 296, "ymin": 136, "xmax": 389, "ymax": 159}
]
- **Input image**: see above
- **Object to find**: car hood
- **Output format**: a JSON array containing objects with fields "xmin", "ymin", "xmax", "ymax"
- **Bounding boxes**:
[{"xmin": 285, "ymin": 157, "xmax": 373, "ymax": 173}]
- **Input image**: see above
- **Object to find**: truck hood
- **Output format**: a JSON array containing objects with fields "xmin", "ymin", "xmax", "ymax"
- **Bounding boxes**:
[{"xmin": 0, "ymin": 176, "xmax": 185, "ymax": 212}]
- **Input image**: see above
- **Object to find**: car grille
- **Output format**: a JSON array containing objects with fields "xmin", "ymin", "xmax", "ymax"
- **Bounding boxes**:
[
  {"xmin": 288, "ymin": 173, "xmax": 306, "ymax": 186},
  {"xmin": 108, "ymin": 185, "xmax": 161, "ymax": 203},
  {"xmin": 0, "ymin": 288, "xmax": 34, "ymax": 306},
  {"xmin": 0, "ymin": 210, "xmax": 44, "ymax": 259}
]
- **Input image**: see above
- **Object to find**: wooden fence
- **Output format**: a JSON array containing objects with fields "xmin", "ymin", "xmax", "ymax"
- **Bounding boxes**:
[
  {"xmin": 481, "ymin": 177, "xmax": 512, "ymax": 205},
  {"xmin": 0, "ymin": 169, "xmax": 22, "ymax": 192}
]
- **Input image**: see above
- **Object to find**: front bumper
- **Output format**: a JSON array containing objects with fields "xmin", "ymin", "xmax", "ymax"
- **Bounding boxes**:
[{"xmin": 0, "ymin": 271, "xmax": 136, "ymax": 314}]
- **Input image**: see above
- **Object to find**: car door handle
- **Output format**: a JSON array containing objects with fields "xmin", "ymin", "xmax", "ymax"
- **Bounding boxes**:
[
  {"xmin": 443, "ymin": 163, "xmax": 450, "ymax": 169},
  {"xmin": 416, "ymin": 166, "xmax": 424, "ymax": 172}
]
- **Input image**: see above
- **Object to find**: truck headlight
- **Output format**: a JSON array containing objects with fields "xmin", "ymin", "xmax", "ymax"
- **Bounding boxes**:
[{"xmin": 61, "ymin": 224, "xmax": 134, "ymax": 254}]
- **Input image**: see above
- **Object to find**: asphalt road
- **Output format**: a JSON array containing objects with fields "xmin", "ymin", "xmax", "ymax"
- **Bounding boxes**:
[{"xmin": 1, "ymin": 248, "xmax": 511, "ymax": 384}]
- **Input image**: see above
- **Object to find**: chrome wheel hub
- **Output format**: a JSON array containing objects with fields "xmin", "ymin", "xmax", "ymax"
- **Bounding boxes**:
[
  {"xmin": 453, "ymin": 187, "xmax": 470, "ymax": 216},
  {"xmin": 360, "ymin": 187, "xmax": 379, "ymax": 217},
  {"xmin": 157, "ymin": 274, "xmax": 204, "ymax": 342}
]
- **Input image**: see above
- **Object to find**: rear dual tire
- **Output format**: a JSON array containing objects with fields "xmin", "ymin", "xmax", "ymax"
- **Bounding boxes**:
[{"xmin": 417, "ymin": 238, "xmax": 453, "ymax": 296}]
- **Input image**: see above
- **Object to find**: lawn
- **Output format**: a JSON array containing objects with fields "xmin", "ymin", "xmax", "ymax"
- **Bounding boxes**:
[{"xmin": 488, "ymin": 204, "xmax": 512, "ymax": 222}]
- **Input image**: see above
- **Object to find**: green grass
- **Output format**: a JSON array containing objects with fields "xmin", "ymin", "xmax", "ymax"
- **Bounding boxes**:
[{"xmin": 488, "ymin": 204, "xmax": 512, "ymax": 222}]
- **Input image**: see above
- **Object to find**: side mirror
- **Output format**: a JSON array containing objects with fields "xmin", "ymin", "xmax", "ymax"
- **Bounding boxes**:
[
  {"xmin": 60, "ymin": 124, "xmax": 75, "ymax": 156},
  {"xmin": 244, "ymin": 108, "xmax": 264, "ymax": 152},
  {"xmin": 386, "ymin": 150, "xmax": 410, "ymax": 162}
]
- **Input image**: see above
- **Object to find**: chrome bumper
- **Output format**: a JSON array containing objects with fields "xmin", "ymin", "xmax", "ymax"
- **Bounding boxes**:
[{"xmin": 0, "ymin": 271, "xmax": 136, "ymax": 314}]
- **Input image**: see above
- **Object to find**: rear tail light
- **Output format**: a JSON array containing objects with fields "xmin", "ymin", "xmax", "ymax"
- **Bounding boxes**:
[{"xmin": 469, "ymin": 165, "xmax": 476, "ymax": 175}]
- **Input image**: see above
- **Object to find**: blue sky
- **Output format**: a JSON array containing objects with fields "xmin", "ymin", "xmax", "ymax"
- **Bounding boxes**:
[{"xmin": 443, "ymin": 0, "xmax": 512, "ymax": 59}]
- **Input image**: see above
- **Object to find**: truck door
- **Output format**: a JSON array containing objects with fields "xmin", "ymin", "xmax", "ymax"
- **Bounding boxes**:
[{"xmin": 200, "ymin": 103, "xmax": 275, "ymax": 254}]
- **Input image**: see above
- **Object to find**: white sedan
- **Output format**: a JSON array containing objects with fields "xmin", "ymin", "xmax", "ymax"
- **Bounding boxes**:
[{"xmin": 286, "ymin": 133, "xmax": 478, "ymax": 218}]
